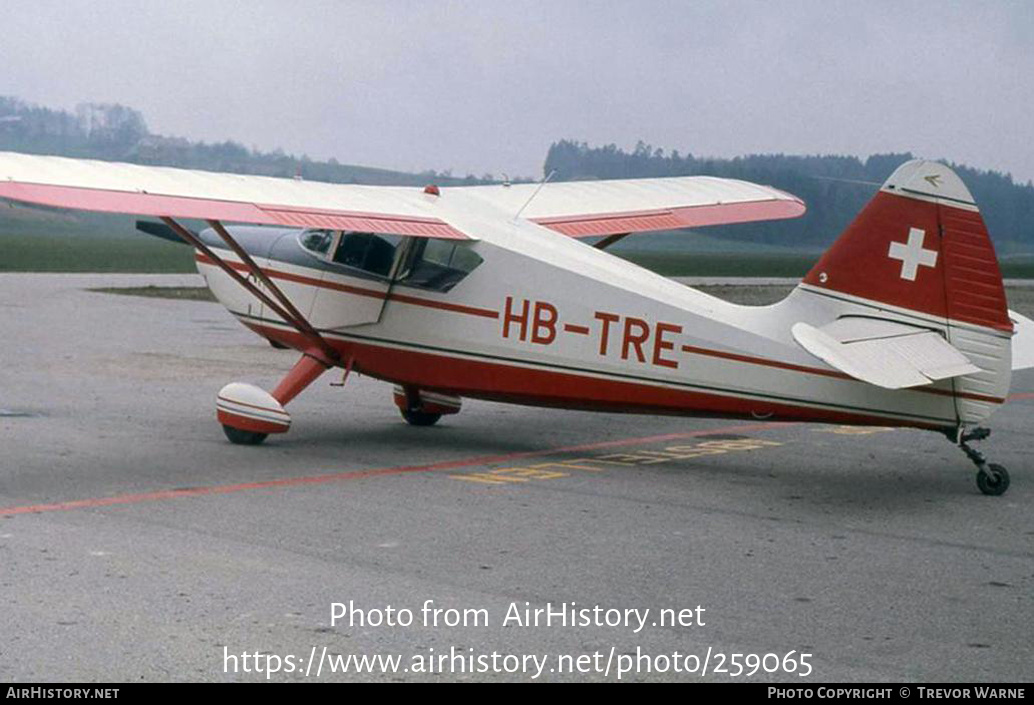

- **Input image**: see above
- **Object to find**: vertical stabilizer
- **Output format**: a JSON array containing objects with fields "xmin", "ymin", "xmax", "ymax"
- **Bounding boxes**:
[
  {"xmin": 798, "ymin": 160, "xmax": 1014, "ymax": 425},
  {"xmin": 802, "ymin": 160, "xmax": 1012, "ymax": 333}
]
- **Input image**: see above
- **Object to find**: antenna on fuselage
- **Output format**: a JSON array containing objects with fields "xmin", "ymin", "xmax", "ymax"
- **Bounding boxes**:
[{"xmin": 513, "ymin": 169, "xmax": 556, "ymax": 221}]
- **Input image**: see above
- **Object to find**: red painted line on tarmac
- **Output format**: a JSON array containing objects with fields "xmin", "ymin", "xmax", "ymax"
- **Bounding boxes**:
[
  {"xmin": 1008, "ymin": 392, "xmax": 1034, "ymax": 400},
  {"xmin": 0, "ymin": 422, "xmax": 791, "ymax": 517}
]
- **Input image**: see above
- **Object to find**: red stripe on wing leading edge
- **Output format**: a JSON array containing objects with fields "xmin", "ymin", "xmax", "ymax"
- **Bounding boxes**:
[
  {"xmin": 0, "ymin": 182, "xmax": 471, "ymax": 241},
  {"xmin": 535, "ymin": 199, "xmax": 805, "ymax": 237},
  {"xmin": 256, "ymin": 204, "xmax": 469, "ymax": 240},
  {"xmin": 0, "ymin": 182, "xmax": 268, "ymax": 222},
  {"xmin": 194, "ymin": 253, "xmax": 499, "ymax": 319}
]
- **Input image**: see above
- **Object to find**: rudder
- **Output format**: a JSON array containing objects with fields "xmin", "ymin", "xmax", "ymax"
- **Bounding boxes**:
[
  {"xmin": 802, "ymin": 160, "xmax": 1012, "ymax": 333},
  {"xmin": 799, "ymin": 159, "xmax": 1014, "ymax": 426}
]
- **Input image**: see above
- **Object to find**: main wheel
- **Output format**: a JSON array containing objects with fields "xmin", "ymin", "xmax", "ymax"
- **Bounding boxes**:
[
  {"xmin": 401, "ymin": 409, "xmax": 442, "ymax": 427},
  {"xmin": 222, "ymin": 424, "xmax": 269, "ymax": 445},
  {"xmin": 976, "ymin": 463, "xmax": 1010, "ymax": 496}
]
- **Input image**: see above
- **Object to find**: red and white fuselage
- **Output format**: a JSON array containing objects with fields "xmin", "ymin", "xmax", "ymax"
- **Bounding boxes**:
[{"xmin": 197, "ymin": 160, "xmax": 1016, "ymax": 434}]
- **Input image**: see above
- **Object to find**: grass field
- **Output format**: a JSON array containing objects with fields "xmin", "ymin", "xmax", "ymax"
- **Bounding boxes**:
[
  {"xmin": 0, "ymin": 231, "xmax": 195, "ymax": 273},
  {"xmin": 92, "ymin": 283, "xmax": 1034, "ymax": 320},
  {"xmin": 693, "ymin": 284, "xmax": 1034, "ymax": 318},
  {"xmin": 89, "ymin": 285, "xmax": 217, "ymax": 301},
  {"xmin": 618, "ymin": 251, "xmax": 1034, "ymax": 278},
  {"xmin": 3, "ymin": 227, "xmax": 1034, "ymax": 279}
]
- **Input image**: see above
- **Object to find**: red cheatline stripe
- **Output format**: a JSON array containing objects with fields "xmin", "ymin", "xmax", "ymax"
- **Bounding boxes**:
[
  {"xmin": 198, "ymin": 253, "xmax": 1001, "ymax": 405},
  {"xmin": 681, "ymin": 343, "xmax": 850, "ymax": 381},
  {"xmin": 678, "ymin": 343, "xmax": 1002, "ymax": 404},
  {"xmin": 0, "ymin": 422, "xmax": 787, "ymax": 517},
  {"xmin": 195, "ymin": 253, "xmax": 499, "ymax": 319}
]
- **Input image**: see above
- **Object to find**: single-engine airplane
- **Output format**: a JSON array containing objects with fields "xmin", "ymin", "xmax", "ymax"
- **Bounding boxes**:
[{"xmin": 1, "ymin": 152, "xmax": 1031, "ymax": 495}]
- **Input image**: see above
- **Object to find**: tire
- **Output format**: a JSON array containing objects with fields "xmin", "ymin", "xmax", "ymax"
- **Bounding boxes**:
[
  {"xmin": 976, "ymin": 463, "xmax": 1010, "ymax": 496},
  {"xmin": 401, "ymin": 409, "xmax": 442, "ymax": 427},
  {"xmin": 222, "ymin": 424, "xmax": 269, "ymax": 445}
]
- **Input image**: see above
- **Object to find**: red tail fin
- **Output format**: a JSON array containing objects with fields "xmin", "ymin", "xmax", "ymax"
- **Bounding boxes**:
[{"xmin": 802, "ymin": 160, "xmax": 1012, "ymax": 333}]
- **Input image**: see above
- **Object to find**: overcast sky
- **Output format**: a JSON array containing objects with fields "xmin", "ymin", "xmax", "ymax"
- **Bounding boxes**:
[{"xmin": 1, "ymin": 0, "xmax": 1031, "ymax": 181}]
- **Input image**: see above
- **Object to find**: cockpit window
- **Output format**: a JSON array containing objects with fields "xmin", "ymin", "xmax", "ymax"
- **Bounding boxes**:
[
  {"xmin": 296, "ymin": 230, "xmax": 478, "ymax": 289},
  {"xmin": 397, "ymin": 239, "xmax": 483, "ymax": 292},
  {"xmin": 297, "ymin": 229, "xmax": 401, "ymax": 278},
  {"xmin": 299, "ymin": 229, "xmax": 334, "ymax": 255},
  {"xmin": 332, "ymin": 232, "xmax": 400, "ymax": 277}
]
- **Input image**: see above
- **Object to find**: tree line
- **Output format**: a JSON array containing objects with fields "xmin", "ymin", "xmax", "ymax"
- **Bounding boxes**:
[
  {"xmin": 544, "ymin": 140, "xmax": 1034, "ymax": 252},
  {"xmin": 2, "ymin": 96, "xmax": 1030, "ymax": 251},
  {"xmin": 0, "ymin": 96, "xmax": 486, "ymax": 187}
]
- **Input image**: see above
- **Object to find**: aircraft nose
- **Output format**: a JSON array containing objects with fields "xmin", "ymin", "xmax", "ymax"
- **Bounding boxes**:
[{"xmin": 197, "ymin": 225, "xmax": 294, "ymax": 258}]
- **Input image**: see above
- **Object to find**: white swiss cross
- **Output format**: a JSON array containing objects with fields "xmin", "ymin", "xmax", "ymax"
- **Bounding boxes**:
[{"xmin": 888, "ymin": 227, "xmax": 938, "ymax": 281}]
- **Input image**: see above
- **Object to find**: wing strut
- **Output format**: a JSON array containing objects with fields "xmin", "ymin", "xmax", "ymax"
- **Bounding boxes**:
[
  {"xmin": 160, "ymin": 216, "xmax": 340, "ymax": 365},
  {"xmin": 593, "ymin": 232, "xmax": 630, "ymax": 250}
]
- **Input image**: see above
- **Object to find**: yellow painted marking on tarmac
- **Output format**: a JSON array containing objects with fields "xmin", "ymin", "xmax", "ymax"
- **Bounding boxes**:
[
  {"xmin": 451, "ymin": 466, "xmax": 569, "ymax": 485},
  {"xmin": 593, "ymin": 453, "xmax": 653, "ymax": 466},
  {"xmin": 530, "ymin": 461, "xmax": 601, "ymax": 472},
  {"xmin": 698, "ymin": 439, "xmax": 783, "ymax": 451},
  {"xmin": 815, "ymin": 426, "xmax": 896, "ymax": 435},
  {"xmin": 451, "ymin": 474, "xmax": 514, "ymax": 485},
  {"xmin": 533, "ymin": 458, "xmax": 603, "ymax": 469},
  {"xmin": 450, "ymin": 437, "xmax": 784, "ymax": 487}
]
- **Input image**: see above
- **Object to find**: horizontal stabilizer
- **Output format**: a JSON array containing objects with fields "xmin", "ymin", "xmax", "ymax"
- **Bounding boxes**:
[
  {"xmin": 792, "ymin": 317, "xmax": 980, "ymax": 390},
  {"xmin": 1010, "ymin": 309, "xmax": 1034, "ymax": 371}
]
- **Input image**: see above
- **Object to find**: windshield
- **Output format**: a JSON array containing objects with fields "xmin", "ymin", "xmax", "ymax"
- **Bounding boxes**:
[{"xmin": 397, "ymin": 239, "xmax": 483, "ymax": 292}]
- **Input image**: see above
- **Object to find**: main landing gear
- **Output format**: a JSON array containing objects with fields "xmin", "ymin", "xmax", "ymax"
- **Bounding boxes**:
[
  {"xmin": 222, "ymin": 424, "xmax": 269, "ymax": 446},
  {"xmin": 952, "ymin": 427, "xmax": 1010, "ymax": 496},
  {"xmin": 401, "ymin": 409, "xmax": 443, "ymax": 427},
  {"xmin": 217, "ymin": 350, "xmax": 333, "ymax": 445},
  {"xmin": 393, "ymin": 385, "xmax": 462, "ymax": 428},
  {"xmin": 217, "ymin": 363, "xmax": 466, "ymax": 443}
]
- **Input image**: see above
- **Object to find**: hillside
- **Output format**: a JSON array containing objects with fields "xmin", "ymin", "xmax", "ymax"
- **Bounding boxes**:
[
  {"xmin": 0, "ymin": 96, "xmax": 486, "ymax": 186},
  {"xmin": 545, "ymin": 140, "xmax": 1034, "ymax": 256},
  {"xmin": 2, "ymin": 96, "xmax": 1032, "ymax": 274},
  {"xmin": 0, "ymin": 96, "xmax": 488, "ymax": 272}
]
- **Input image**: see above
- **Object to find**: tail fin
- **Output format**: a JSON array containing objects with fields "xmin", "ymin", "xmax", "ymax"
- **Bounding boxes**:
[
  {"xmin": 799, "ymin": 159, "xmax": 1014, "ymax": 426},
  {"xmin": 802, "ymin": 159, "xmax": 1012, "ymax": 334}
]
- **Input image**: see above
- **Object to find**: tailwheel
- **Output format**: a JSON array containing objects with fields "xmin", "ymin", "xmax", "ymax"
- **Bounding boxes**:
[
  {"xmin": 954, "ymin": 427, "xmax": 1010, "ymax": 497},
  {"xmin": 976, "ymin": 463, "xmax": 1010, "ymax": 496},
  {"xmin": 222, "ymin": 424, "xmax": 268, "ymax": 446},
  {"xmin": 401, "ymin": 409, "xmax": 442, "ymax": 427}
]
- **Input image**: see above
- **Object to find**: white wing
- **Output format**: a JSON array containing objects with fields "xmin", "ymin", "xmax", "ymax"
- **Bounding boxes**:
[
  {"xmin": 457, "ymin": 176, "xmax": 805, "ymax": 236},
  {"xmin": 0, "ymin": 151, "xmax": 469, "ymax": 239},
  {"xmin": 0, "ymin": 152, "xmax": 805, "ymax": 241}
]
